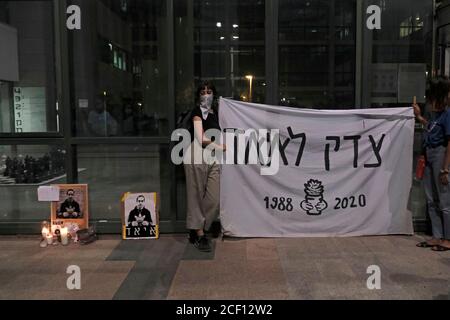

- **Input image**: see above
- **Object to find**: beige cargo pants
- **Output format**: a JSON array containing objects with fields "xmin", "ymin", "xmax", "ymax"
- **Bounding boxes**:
[{"xmin": 183, "ymin": 142, "xmax": 220, "ymax": 231}]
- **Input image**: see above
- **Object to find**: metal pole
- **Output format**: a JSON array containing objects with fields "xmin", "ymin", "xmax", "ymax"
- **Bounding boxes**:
[
  {"xmin": 54, "ymin": 0, "xmax": 78, "ymax": 183},
  {"xmin": 355, "ymin": 0, "xmax": 363, "ymax": 108},
  {"xmin": 266, "ymin": 0, "xmax": 279, "ymax": 105},
  {"xmin": 432, "ymin": 0, "xmax": 437, "ymax": 76}
]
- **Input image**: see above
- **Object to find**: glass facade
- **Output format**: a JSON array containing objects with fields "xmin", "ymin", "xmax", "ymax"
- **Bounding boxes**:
[
  {"xmin": 76, "ymin": 144, "xmax": 170, "ymax": 222},
  {"xmin": 174, "ymin": 0, "xmax": 266, "ymax": 110},
  {"xmin": 0, "ymin": 0, "xmax": 437, "ymax": 233},
  {"xmin": 70, "ymin": 0, "xmax": 169, "ymax": 137},
  {"xmin": 0, "ymin": 1, "xmax": 58, "ymax": 133},
  {"xmin": 361, "ymin": 0, "xmax": 433, "ymax": 108},
  {"xmin": 279, "ymin": 0, "xmax": 356, "ymax": 108},
  {"xmin": 0, "ymin": 145, "xmax": 66, "ymax": 233}
]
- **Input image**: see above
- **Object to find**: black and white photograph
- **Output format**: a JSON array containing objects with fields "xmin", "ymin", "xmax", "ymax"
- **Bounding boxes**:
[
  {"xmin": 122, "ymin": 192, "xmax": 158, "ymax": 240},
  {"xmin": 57, "ymin": 188, "xmax": 82, "ymax": 219}
]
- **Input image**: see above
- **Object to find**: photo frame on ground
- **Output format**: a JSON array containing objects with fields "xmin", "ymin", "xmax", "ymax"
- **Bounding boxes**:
[
  {"xmin": 122, "ymin": 192, "xmax": 159, "ymax": 240},
  {"xmin": 51, "ymin": 184, "xmax": 89, "ymax": 232}
]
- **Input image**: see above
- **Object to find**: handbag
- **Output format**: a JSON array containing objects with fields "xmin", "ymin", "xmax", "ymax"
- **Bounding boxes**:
[
  {"xmin": 76, "ymin": 225, "xmax": 97, "ymax": 245},
  {"xmin": 415, "ymin": 155, "xmax": 426, "ymax": 180}
]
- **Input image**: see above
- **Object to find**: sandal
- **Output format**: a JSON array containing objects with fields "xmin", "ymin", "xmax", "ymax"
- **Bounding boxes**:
[
  {"xmin": 431, "ymin": 245, "xmax": 450, "ymax": 252},
  {"xmin": 416, "ymin": 241, "xmax": 435, "ymax": 248}
]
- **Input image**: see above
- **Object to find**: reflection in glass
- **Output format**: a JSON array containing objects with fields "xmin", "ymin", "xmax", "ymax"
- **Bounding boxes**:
[
  {"xmin": 71, "ymin": 0, "xmax": 168, "ymax": 137},
  {"xmin": 0, "ymin": 145, "xmax": 66, "ymax": 185},
  {"xmin": 367, "ymin": 0, "xmax": 433, "ymax": 108},
  {"xmin": 77, "ymin": 144, "xmax": 171, "ymax": 222},
  {"xmin": 0, "ymin": 145, "xmax": 66, "ymax": 222},
  {"xmin": 0, "ymin": 1, "xmax": 58, "ymax": 133},
  {"xmin": 175, "ymin": 0, "xmax": 266, "ymax": 118},
  {"xmin": 279, "ymin": 0, "xmax": 356, "ymax": 109}
]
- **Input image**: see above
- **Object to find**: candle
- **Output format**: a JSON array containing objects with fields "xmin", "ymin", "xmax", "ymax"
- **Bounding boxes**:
[
  {"xmin": 60, "ymin": 227, "xmax": 69, "ymax": 246},
  {"xmin": 41, "ymin": 227, "xmax": 49, "ymax": 238},
  {"xmin": 46, "ymin": 233, "xmax": 53, "ymax": 245}
]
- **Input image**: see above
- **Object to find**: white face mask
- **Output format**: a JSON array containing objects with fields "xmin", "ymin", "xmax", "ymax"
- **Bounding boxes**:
[{"xmin": 200, "ymin": 94, "xmax": 213, "ymax": 109}]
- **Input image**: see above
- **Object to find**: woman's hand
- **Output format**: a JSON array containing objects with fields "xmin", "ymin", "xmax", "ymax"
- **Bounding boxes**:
[
  {"xmin": 440, "ymin": 171, "xmax": 449, "ymax": 185},
  {"xmin": 210, "ymin": 143, "xmax": 226, "ymax": 152},
  {"xmin": 413, "ymin": 103, "xmax": 421, "ymax": 118},
  {"xmin": 413, "ymin": 103, "xmax": 428, "ymax": 125}
]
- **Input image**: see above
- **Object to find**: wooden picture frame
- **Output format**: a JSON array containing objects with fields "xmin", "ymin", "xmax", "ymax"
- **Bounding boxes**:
[
  {"xmin": 121, "ymin": 192, "xmax": 159, "ymax": 240},
  {"xmin": 51, "ymin": 184, "xmax": 89, "ymax": 233}
]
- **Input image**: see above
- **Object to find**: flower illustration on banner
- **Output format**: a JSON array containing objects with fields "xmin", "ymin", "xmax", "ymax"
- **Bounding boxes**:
[{"xmin": 300, "ymin": 179, "xmax": 328, "ymax": 215}]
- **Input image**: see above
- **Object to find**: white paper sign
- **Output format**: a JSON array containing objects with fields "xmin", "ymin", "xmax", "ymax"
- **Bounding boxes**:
[{"xmin": 37, "ymin": 186, "xmax": 60, "ymax": 202}]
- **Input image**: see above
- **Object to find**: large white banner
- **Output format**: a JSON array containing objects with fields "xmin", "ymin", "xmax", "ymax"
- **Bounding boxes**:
[{"xmin": 219, "ymin": 98, "xmax": 415, "ymax": 237}]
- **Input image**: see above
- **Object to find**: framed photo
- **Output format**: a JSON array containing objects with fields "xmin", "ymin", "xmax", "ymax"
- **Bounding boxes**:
[
  {"xmin": 122, "ymin": 192, "xmax": 159, "ymax": 240},
  {"xmin": 51, "ymin": 184, "xmax": 89, "ymax": 232}
]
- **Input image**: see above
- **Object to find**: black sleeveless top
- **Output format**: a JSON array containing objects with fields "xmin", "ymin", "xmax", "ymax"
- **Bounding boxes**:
[{"xmin": 190, "ymin": 106, "xmax": 221, "ymax": 145}]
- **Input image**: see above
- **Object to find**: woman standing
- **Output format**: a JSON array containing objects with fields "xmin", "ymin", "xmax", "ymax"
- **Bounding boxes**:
[
  {"xmin": 184, "ymin": 81, "xmax": 225, "ymax": 252},
  {"xmin": 414, "ymin": 77, "xmax": 450, "ymax": 251}
]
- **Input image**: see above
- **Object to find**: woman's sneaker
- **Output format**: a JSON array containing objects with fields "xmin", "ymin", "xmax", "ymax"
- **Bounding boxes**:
[
  {"xmin": 209, "ymin": 220, "xmax": 221, "ymax": 238},
  {"xmin": 194, "ymin": 235, "xmax": 211, "ymax": 252},
  {"xmin": 188, "ymin": 230, "xmax": 198, "ymax": 244}
]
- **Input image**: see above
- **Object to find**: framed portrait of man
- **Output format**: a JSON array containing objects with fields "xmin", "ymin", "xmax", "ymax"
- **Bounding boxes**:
[
  {"xmin": 122, "ymin": 192, "xmax": 159, "ymax": 240},
  {"xmin": 51, "ymin": 184, "xmax": 89, "ymax": 232}
]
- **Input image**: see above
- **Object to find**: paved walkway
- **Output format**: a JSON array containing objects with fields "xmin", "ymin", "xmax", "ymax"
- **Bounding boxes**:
[{"xmin": 0, "ymin": 234, "xmax": 448, "ymax": 299}]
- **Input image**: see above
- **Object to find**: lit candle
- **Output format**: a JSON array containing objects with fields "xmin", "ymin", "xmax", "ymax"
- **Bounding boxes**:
[
  {"xmin": 41, "ymin": 227, "xmax": 49, "ymax": 238},
  {"xmin": 60, "ymin": 227, "xmax": 69, "ymax": 246},
  {"xmin": 46, "ymin": 233, "xmax": 53, "ymax": 245}
]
